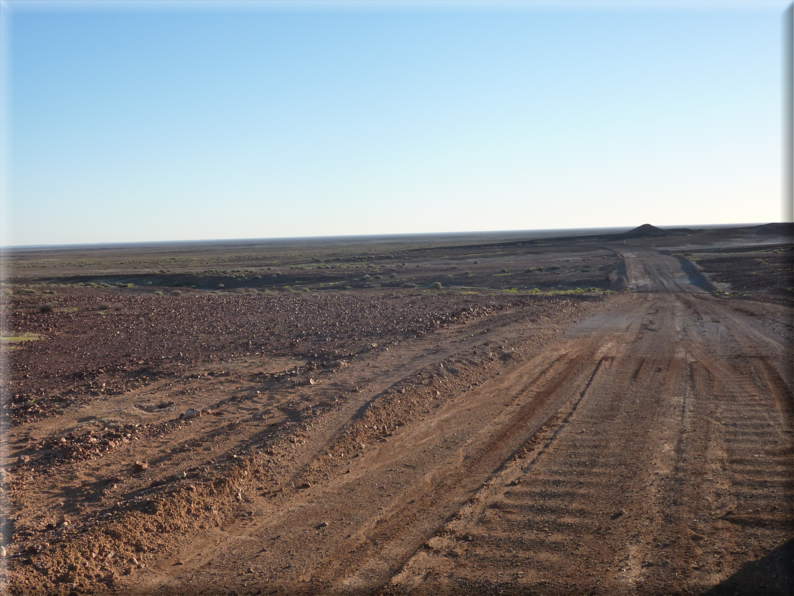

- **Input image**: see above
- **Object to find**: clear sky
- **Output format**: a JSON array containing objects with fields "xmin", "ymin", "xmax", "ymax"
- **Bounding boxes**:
[{"xmin": 2, "ymin": 1, "xmax": 788, "ymax": 246}]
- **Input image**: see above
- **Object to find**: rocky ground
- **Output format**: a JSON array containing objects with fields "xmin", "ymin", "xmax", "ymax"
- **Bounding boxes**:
[{"xmin": 1, "ymin": 226, "xmax": 791, "ymax": 595}]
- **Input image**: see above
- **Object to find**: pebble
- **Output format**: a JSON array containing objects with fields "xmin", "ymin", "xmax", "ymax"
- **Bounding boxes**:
[
  {"xmin": 318, "ymin": 521, "xmax": 329, "ymax": 528},
  {"xmin": 133, "ymin": 461, "xmax": 148, "ymax": 473},
  {"xmin": 0, "ymin": 546, "xmax": 6, "ymax": 557}
]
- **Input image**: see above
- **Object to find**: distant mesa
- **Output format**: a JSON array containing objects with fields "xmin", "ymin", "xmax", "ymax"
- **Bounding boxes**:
[
  {"xmin": 621, "ymin": 224, "xmax": 666, "ymax": 238},
  {"xmin": 620, "ymin": 222, "xmax": 793, "ymax": 240},
  {"xmin": 751, "ymin": 222, "xmax": 794, "ymax": 236}
]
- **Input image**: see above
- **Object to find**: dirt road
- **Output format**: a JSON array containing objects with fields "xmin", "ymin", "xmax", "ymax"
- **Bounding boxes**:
[{"xmin": 98, "ymin": 249, "xmax": 790, "ymax": 595}]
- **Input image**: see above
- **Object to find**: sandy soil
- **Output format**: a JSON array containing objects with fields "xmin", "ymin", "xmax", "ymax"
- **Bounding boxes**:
[{"xmin": 1, "ymin": 229, "xmax": 792, "ymax": 595}]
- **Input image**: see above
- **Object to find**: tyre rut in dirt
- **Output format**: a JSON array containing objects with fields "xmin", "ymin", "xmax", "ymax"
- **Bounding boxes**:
[{"xmin": 319, "ymin": 350, "xmax": 601, "ymax": 592}]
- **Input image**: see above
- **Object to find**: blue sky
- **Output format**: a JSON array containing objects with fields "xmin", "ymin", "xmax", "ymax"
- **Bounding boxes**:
[{"xmin": 2, "ymin": 2, "xmax": 788, "ymax": 246}]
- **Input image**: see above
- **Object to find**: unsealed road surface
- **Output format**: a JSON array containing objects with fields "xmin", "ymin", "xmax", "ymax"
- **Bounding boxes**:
[{"xmin": 130, "ymin": 250, "xmax": 793, "ymax": 595}]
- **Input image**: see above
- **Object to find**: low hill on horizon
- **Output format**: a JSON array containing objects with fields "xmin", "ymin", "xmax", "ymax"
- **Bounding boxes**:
[{"xmin": 622, "ymin": 224, "xmax": 666, "ymax": 238}]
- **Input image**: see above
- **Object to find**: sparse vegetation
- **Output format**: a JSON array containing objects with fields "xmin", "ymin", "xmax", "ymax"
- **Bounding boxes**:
[{"xmin": 0, "ymin": 332, "xmax": 45, "ymax": 347}]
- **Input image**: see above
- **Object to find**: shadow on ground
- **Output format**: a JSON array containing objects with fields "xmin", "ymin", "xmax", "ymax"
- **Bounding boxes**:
[{"xmin": 702, "ymin": 539, "xmax": 793, "ymax": 595}]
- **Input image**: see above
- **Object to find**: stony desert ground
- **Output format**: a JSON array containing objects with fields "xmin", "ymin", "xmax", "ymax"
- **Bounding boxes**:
[{"xmin": 1, "ymin": 224, "xmax": 792, "ymax": 595}]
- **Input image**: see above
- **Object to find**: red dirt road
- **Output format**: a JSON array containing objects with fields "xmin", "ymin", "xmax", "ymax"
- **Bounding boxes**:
[{"xmin": 118, "ymin": 251, "xmax": 793, "ymax": 595}]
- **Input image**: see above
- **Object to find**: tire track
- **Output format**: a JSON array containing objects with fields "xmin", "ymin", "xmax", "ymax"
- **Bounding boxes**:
[
  {"xmin": 322, "ymin": 348, "xmax": 599, "ymax": 592},
  {"xmin": 391, "ymin": 297, "xmax": 686, "ymax": 595},
  {"xmin": 391, "ymin": 292, "xmax": 794, "ymax": 596},
  {"xmin": 130, "ymin": 299, "xmax": 639, "ymax": 596}
]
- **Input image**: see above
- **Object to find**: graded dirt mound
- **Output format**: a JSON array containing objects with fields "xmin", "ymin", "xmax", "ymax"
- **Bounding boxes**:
[{"xmin": 607, "ymin": 257, "xmax": 629, "ymax": 290}]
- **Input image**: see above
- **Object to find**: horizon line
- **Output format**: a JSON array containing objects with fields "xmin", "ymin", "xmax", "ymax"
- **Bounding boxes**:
[{"xmin": 0, "ymin": 222, "xmax": 775, "ymax": 251}]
